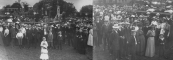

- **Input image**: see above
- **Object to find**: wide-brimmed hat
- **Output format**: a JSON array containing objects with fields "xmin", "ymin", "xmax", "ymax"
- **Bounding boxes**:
[
  {"xmin": 112, "ymin": 24, "xmax": 120, "ymax": 29},
  {"xmin": 131, "ymin": 26, "xmax": 139, "ymax": 31}
]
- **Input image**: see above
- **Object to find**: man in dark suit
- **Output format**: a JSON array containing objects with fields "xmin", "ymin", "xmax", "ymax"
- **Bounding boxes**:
[
  {"xmin": 101, "ymin": 21, "xmax": 111, "ymax": 51},
  {"xmin": 10, "ymin": 24, "xmax": 16, "ymax": 47},
  {"xmin": 128, "ymin": 30, "xmax": 137, "ymax": 60},
  {"xmin": 110, "ymin": 24, "xmax": 120, "ymax": 60},
  {"xmin": 26, "ymin": 25, "xmax": 32, "ymax": 48}
]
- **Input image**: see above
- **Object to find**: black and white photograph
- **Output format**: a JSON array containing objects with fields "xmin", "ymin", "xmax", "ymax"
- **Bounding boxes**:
[
  {"xmin": 93, "ymin": 0, "xmax": 173, "ymax": 60},
  {"xmin": 0, "ymin": 0, "xmax": 93, "ymax": 60}
]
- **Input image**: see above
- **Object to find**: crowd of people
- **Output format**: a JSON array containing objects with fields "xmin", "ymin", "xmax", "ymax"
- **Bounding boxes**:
[
  {"xmin": 0, "ymin": 17, "xmax": 93, "ymax": 60},
  {"xmin": 93, "ymin": 0, "xmax": 173, "ymax": 60}
]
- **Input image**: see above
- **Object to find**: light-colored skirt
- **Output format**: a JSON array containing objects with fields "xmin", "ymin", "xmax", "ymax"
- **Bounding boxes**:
[
  {"xmin": 87, "ymin": 34, "xmax": 93, "ymax": 46},
  {"xmin": 145, "ymin": 37, "xmax": 155, "ymax": 57},
  {"xmin": 40, "ymin": 49, "xmax": 49, "ymax": 59}
]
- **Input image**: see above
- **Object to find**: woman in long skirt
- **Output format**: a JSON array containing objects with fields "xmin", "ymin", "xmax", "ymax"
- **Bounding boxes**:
[
  {"xmin": 145, "ymin": 26, "xmax": 156, "ymax": 57},
  {"xmin": 136, "ymin": 27, "xmax": 146, "ymax": 56},
  {"xmin": 87, "ymin": 28, "xmax": 93, "ymax": 46}
]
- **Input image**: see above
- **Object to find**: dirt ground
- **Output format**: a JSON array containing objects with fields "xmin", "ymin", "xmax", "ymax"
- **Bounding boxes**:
[
  {"xmin": 0, "ymin": 38, "xmax": 90, "ymax": 60},
  {"xmin": 93, "ymin": 43, "xmax": 173, "ymax": 60}
]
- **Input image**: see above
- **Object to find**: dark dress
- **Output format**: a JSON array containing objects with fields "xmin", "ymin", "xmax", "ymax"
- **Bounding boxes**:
[
  {"xmin": 136, "ymin": 29, "xmax": 146, "ymax": 55},
  {"xmin": 77, "ymin": 31, "xmax": 86, "ymax": 54}
]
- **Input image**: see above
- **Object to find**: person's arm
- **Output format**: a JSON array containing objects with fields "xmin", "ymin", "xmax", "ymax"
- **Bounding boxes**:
[
  {"xmin": 90, "ymin": 29, "xmax": 93, "ymax": 36},
  {"xmin": 146, "ymin": 30, "xmax": 151, "ymax": 36},
  {"xmin": 40, "ymin": 41, "xmax": 43, "ymax": 47},
  {"xmin": 46, "ymin": 41, "xmax": 48, "ymax": 47},
  {"xmin": 51, "ymin": 34, "xmax": 53, "ymax": 41},
  {"xmin": 167, "ymin": 25, "xmax": 170, "ymax": 37},
  {"xmin": 16, "ymin": 33, "xmax": 18, "ymax": 38}
]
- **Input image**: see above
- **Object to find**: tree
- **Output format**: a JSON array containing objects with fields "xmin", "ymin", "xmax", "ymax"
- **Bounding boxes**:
[
  {"xmin": 3, "ymin": 5, "xmax": 11, "ymax": 9},
  {"xmin": 80, "ymin": 5, "xmax": 93, "ymax": 17},
  {"xmin": 11, "ymin": 2, "xmax": 22, "ymax": 9},
  {"xmin": 33, "ymin": 0, "xmax": 77, "ymax": 18},
  {"xmin": 22, "ymin": 2, "xmax": 29, "ymax": 12}
]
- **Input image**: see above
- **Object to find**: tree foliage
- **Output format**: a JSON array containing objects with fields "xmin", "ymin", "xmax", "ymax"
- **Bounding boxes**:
[
  {"xmin": 80, "ymin": 5, "xmax": 93, "ymax": 17},
  {"xmin": 33, "ymin": 0, "xmax": 77, "ymax": 18},
  {"xmin": 22, "ymin": 2, "xmax": 29, "ymax": 12},
  {"xmin": 11, "ymin": 2, "xmax": 22, "ymax": 8}
]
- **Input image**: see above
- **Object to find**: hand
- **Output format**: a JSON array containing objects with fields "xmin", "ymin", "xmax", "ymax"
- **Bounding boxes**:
[{"xmin": 167, "ymin": 34, "xmax": 169, "ymax": 37}]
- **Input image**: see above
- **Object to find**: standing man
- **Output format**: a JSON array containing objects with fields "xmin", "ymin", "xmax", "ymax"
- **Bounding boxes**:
[
  {"xmin": 10, "ymin": 24, "xmax": 16, "ymax": 47},
  {"xmin": 26, "ymin": 25, "xmax": 32, "ymax": 48},
  {"xmin": 110, "ymin": 24, "xmax": 120, "ymax": 60},
  {"xmin": 101, "ymin": 14, "xmax": 111, "ymax": 51}
]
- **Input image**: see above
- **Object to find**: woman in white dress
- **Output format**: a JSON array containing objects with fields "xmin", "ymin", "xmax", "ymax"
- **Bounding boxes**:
[
  {"xmin": 87, "ymin": 24, "xmax": 93, "ymax": 60},
  {"xmin": 87, "ymin": 25, "xmax": 93, "ymax": 46},
  {"xmin": 145, "ymin": 26, "xmax": 156, "ymax": 57},
  {"xmin": 40, "ymin": 37, "xmax": 49, "ymax": 60},
  {"xmin": 16, "ymin": 30, "xmax": 23, "ymax": 48}
]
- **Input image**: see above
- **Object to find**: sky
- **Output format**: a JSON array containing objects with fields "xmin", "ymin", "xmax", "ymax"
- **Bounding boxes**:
[{"xmin": 0, "ymin": 0, "xmax": 93, "ymax": 11}]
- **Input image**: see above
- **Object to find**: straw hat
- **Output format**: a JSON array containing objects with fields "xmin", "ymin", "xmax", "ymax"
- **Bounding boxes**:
[
  {"xmin": 156, "ymin": 13, "xmax": 160, "ymax": 16},
  {"xmin": 131, "ymin": 26, "xmax": 139, "ymax": 31},
  {"xmin": 112, "ymin": 24, "xmax": 120, "ymax": 29}
]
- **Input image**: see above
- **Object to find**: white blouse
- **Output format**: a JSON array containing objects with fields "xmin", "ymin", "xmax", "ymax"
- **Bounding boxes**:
[
  {"xmin": 16, "ymin": 32, "xmax": 23, "ymax": 38},
  {"xmin": 0, "ymin": 27, "xmax": 3, "ymax": 32},
  {"xmin": 4, "ymin": 29, "xmax": 9, "ymax": 36}
]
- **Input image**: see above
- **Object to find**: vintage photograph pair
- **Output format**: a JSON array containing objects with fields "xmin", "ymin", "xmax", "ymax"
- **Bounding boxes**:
[{"xmin": 0, "ymin": 0, "xmax": 173, "ymax": 60}]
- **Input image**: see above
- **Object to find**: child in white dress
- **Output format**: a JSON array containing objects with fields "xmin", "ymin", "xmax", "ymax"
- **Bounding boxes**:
[{"xmin": 40, "ymin": 37, "xmax": 49, "ymax": 60}]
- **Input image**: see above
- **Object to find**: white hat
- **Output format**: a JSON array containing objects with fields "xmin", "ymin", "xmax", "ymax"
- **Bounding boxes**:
[
  {"xmin": 131, "ymin": 15, "xmax": 135, "ymax": 17},
  {"xmin": 16, "ymin": 21, "xmax": 19, "ymax": 24},
  {"xmin": 134, "ymin": 20, "xmax": 138, "ymax": 22},
  {"xmin": 156, "ymin": 13, "xmax": 160, "ymax": 15},
  {"xmin": 112, "ymin": 24, "xmax": 119, "ymax": 28},
  {"xmin": 132, "ymin": 26, "xmax": 139, "ymax": 31},
  {"xmin": 51, "ymin": 25, "xmax": 54, "ymax": 27},
  {"xmin": 56, "ymin": 24, "xmax": 60, "ymax": 26}
]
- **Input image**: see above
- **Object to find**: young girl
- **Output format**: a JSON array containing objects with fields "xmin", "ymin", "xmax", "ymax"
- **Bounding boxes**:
[{"xmin": 40, "ymin": 37, "xmax": 49, "ymax": 60}]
